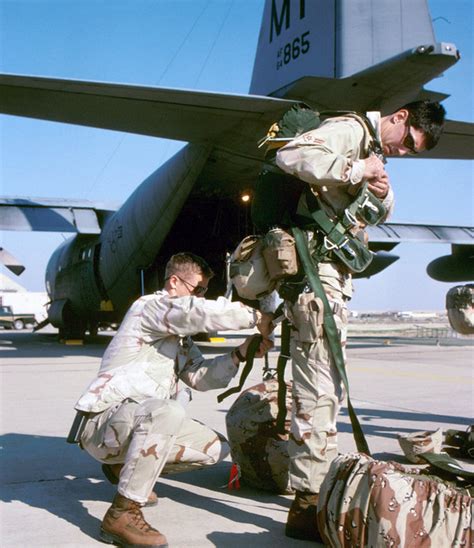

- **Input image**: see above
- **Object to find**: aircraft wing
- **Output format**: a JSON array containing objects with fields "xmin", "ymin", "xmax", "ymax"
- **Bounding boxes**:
[
  {"xmin": 0, "ymin": 73, "xmax": 296, "ymax": 143},
  {"xmin": 367, "ymin": 222, "xmax": 474, "ymax": 246},
  {"xmin": 0, "ymin": 197, "xmax": 117, "ymax": 234}
]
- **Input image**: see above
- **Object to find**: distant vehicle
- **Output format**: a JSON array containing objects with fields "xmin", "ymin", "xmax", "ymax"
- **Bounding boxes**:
[{"xmin": 0, "ymin": 305, "xmax": 37, "ymax": 330}]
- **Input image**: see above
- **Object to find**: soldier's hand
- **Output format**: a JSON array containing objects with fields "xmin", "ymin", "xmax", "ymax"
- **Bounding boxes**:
[
  {"xmin": 256, "ymin": 311, "xmax": 275, "ymax": 338},
  {"xmin": 368, "ymin": 171, "xmax": 390, "ymax": 199},
  {"xmin": 237, "ymin": 335, "xmax": 274, "ymax": 361},
  {"xmin": 363, "ymin": 154, "xmax": 385, "ymax": 180}
]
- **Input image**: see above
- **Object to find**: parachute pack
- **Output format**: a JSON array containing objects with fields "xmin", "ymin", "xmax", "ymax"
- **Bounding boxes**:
[{"xmin": 231, "ymin": 104, "xmax": 388, "ymax": 305}]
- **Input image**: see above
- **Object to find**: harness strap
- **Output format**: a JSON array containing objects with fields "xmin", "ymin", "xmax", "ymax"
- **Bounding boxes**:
[
  {"xmin": 292, "ymin": 226, "xmax": 371, "ymax": 455},
  {"xmin": 420, "ymin": 452, "xmax": 474, "ymax": 481},
  {"xmin": 276, "ymin": 319, "xmax": 291, "ymax": 434},
  {"xmin": 217, "ymin": 335, "xmax": 263, "ymax": 403},
  {"xmin": 421, "ymin": 452, "xmax": 474, "ymax": 495}
]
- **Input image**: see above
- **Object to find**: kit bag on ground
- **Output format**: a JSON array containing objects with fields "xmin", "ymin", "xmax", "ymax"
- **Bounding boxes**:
[
  {"xmin": 225, "ymin": 379, "xmax": 293, "ymax": 494},
  {"xmin": 317, "ymin": 452, "xmax": 473, "ymax": 548}
]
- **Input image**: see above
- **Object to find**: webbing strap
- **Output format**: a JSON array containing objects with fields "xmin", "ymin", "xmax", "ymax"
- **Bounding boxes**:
[
  {"xmin": 276, "ymin": 319, "xmax": 291, "ymax": 434},
  {"xmin": 420, "ymin": 452, "xmax": 474, "ymax": 482},
  {"xmin": 217, "ymin": 335, "xmax": 263, "ymax": 403},
  {"xmin": 292, "ymin": 226, "xmax": 370, "ymax": 455}
]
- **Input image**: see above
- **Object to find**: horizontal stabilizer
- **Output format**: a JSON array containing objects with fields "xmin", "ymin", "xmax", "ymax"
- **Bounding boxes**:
[
  {"xmin": 276, "ymin": 43, "xmax": 460, "ymax": 114},
  {"xmin": 421, "ymin": 119, "xmax": 474, "ymax": 160}
]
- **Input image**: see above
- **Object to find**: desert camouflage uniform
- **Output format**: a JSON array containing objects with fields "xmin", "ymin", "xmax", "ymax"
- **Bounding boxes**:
[
  {"xmin": 317, "ymin": 453, "xmax": 473, "ymax": 547},
  {"xmin": 276, "ymin": 113, "xmax": 394, "ymax": 493},
  {"xmin": 75, "ymin": 290, "xmax": 258, "ymax": 505}
]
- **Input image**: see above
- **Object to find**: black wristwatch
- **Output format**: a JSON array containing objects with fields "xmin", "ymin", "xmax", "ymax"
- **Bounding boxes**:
[{"xmin": 232, "ymin": 348, "xmax": 246, "ymax": 363}]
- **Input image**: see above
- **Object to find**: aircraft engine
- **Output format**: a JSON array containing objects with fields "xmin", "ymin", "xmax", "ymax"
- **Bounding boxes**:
[
  {"xmin": 427, "ymin": 244, "xmax": 473, "ymax": 282},
  {"xmin": 446, "ymin": 284, "xmax": 474, "ymax": 335},
  {"xmin": 427, "ymin": 245, "xmax": 474, "ymax": 335}
]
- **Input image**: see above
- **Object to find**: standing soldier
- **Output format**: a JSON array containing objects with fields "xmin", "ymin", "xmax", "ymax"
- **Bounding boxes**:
[{"xmin": 252, "ymin": 101, "xmax": 446, "ymax": 541}]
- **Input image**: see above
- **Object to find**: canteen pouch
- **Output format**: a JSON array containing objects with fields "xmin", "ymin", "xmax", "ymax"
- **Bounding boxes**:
[
  {"xmin": 262, "ymin": 228, "xmax": 298, "ymax": 281},
  {"xmin": 229, "ymin": 235, "xmax": 275, "ymax": 300}
]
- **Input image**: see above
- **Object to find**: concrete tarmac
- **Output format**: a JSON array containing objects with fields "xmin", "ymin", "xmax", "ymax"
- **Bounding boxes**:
[{"xmin": 0, "ymin": 328, "xmax": 472, "ymax": 547}]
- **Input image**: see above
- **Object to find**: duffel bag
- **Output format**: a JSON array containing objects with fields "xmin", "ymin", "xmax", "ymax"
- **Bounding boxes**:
[
  {"xmin": 225, "ymin": 379, "xmax": 293, "ymax": 494},
  {"xmin": 317, "ymin": 452, "xmax": 473, "ymax": 547}
]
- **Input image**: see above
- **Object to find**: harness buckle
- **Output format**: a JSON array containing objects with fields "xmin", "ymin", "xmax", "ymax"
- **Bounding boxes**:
[
  {"xmin": 340, "ymin": 240, "xmax": 357, "ymax": 257},
  {"xmin": 344, "ymin": 207, "xmax": 358, "ymax": 226},
  {"xmin": 360, "ymin": 195, "xmax": 380, "ymax": 213},
  {"xmin": 323, "ymin": 235, "xmax": 348, "ymax": 251}
]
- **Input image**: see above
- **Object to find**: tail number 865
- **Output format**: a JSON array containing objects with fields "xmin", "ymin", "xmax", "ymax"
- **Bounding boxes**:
[{"xmin": 277, "ymin": 31, "xmax": 310, "ymax": 69}]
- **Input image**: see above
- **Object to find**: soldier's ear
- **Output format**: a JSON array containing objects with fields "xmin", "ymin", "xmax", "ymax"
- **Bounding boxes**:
[
  {"xmin": 392, "ymin": 109, "xmax": 409, "ymax": 124},
  {"xmin": 167, "ymin": 274, "xmax": 179, "ymax": 291}
]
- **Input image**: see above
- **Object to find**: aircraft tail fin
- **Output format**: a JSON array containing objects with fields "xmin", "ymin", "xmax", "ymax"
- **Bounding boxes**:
[{"xmin": 250, "ymin": 0, "xmax": 436, "ymax": 97}]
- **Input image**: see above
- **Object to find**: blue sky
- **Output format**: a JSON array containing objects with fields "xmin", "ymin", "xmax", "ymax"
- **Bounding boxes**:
[{"xmin": 0, "ymin": 0, "xmax": 472, "ymax": 311}]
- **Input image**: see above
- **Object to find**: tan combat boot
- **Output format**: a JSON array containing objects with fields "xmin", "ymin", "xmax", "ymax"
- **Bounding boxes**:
[
  {"xmin": 285, "ymin": 490, "xmax": 322, "ymax": 542},
  {"xmin": 102, "ymin": 463, "xmax": 159, "ymax": 507},
  {"xmin": 100, "ymin": 493, "xmax": 168, "ymax": 548}
]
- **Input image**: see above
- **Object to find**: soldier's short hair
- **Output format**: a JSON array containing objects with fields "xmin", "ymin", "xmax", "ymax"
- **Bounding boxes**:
[
  {"xmin": 401, "ymin": 100, "xmax": 446, "ymax": 150},
  {"xmin": 165, "ymin": 252, "xmax": 214, "ymax": 280}
]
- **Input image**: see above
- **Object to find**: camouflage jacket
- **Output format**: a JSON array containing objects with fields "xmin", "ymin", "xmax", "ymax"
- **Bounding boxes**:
[
  {"xmin": 75, "ymin": 291, "xmax": 258, "ymax": 413},
  {"xmin": 276, "ymin": 112, "xmax": 395, "ymax": 223}
]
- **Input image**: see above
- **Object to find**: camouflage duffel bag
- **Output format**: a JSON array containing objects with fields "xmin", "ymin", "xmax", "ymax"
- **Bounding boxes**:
[
  {"xmin": 317, "ymin": 452, "xmax": 473, "ymax": 547},
  {"xmin": 225, "ymin": 379, "xmax": 294, "ymax": 494}
]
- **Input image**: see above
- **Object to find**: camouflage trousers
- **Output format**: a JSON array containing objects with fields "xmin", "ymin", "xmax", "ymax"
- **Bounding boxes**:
[
  {"xmin": 80, "ymin": 397, "xmax": 230, "ymax": 505},
  {"xmin": 286, "ymin": 264, "xmax": 349, "ymax": 494}
]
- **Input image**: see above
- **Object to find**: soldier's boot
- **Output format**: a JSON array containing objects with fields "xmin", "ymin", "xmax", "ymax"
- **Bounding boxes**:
[
  {"xmin": 285, "ymin": 490, "xmax": 322, "ymax": 542},
  {"xmin": 100, "ymin": 493, "xmax": 168, "ymax": 548},
  {"xmin": 102, "ymin": 463, "xmax": 159, "ymax": 507}
]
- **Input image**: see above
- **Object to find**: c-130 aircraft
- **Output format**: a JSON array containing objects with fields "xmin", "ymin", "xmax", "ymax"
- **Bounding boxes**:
[{"xmin": 0, "ymin": 0, "xmax": 473, "ymax": 339}]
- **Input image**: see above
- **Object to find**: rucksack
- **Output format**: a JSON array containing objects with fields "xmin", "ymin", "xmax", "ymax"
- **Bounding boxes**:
[
  {"xmin": 225, "ymin": 379, "xmax": 293, "ymax": 494},
  {"xmin": 317, "ymin": 453, "xmax": 473, "ymax": 547}
]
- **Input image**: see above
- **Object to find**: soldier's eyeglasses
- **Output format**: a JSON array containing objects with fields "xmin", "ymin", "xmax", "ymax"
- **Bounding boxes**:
[
  {"xmin": 174, "ymin": 275, "xmax": 208, "ymax": 296},
  {"xmin": 403, "ymin": 123, "xmax": 418, "ymax": 155}
]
